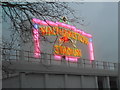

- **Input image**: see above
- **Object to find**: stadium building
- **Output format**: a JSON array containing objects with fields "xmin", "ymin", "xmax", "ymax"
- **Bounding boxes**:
[{"xmin": 2, "ymin": 18, "xmax": 118, "ymax": 89}]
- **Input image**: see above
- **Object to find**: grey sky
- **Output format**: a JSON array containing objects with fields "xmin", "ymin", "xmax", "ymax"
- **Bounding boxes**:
[{"xmin": 70, "ymin": 2, "xmax": 118, "ymax": 62}]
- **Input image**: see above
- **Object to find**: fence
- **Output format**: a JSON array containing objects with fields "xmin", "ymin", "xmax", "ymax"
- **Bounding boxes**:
[{"xmin": 1, "ymin": 48, "xmax": 118, "ymax": 70}]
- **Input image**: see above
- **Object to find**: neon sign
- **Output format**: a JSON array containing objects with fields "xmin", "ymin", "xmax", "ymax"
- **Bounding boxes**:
[
  {"xmin": 39, "ymin": 26, "xmax": 89, "ymax": 45},
  {"xmin": 54, "ymin": 45, "xmax": 82, "ymax": 57},
  {"xmin": 32, "ymin": 18, "xmax": 94, "ymax": 62}
]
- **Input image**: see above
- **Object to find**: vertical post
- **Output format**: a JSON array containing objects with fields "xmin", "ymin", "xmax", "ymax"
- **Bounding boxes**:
[
  {"xmin": 83, "ymin": 59, "xmax": 85, "ymax": 68},
  {"xmin": 64, "ymin": 74, "xmax": 68, "ymax": 88},
  {"xmin": 19, "ymin": 46, "xmax": 24, "ymax": 61},
  {"xmin": 50, "ymin": 54, "xmax": 51, "ymax": 65},
  {"xmin": 44, "ymin": 74, "xmax": 49, "ymax": 88},
  {"xmin": 68, "ymin": 59, "xmax": 70, "ymax": 67},
  {"xmin": 16, "ymin": 50, "xmax": 17, "ymax": 61},
  {"xmin": 103, "ymin": 76, "xmax": 110, "ymax": 89},
  {"xmin": 81, "ymin": 75, "xmax": 85, "ymax": 88},
  {"xmin": 42, "ymin": 53, "xmax": 47, "ymax": 64},
  {"xmin": 103, "ymin": 62, "xmax": 108, "ymax": 70},
  {"xmin": 19, "ymin": 72, "xmax": 26, "ymax": 88},
  {"xmin": 108, "ymin": 62, "xmax": 110, "ymax": 70},
  {"xmin": 96, "ymin": 61, "xmax": 98, "ymax": 69},
  {"xmin": 27, "ymin": 51, "xmax": 29, "ymax": 62},
  {"xmin": 61, "ymin": 57, "xmax": 66, "ymax": 66},
  {"xmin": 92, "ymin": 60, "xmax": 96, "ymax": 68},
  {"xmin": 42, "ymin": 53, "xmax": 48, "ymax": 65},
  {"xmin": 106, "ymin": 76, "xmax": 110, "ymax": 88},
  {"xmin": 17, "ymin": 50, "xmax": 19, "ymax": 61},
  {"xmin": 95, "ymin": 76, "xmax": 98, "ymax": 88},
  {"xmin": 114, "ymin": 63, "xmax": 118, "ymax": 70},
  {"xmin": 77, "ymin": 59, "xmax": 79, "ymax": 68},
  {"xmin": 78, "ymin": 58, "xmax": 83, "ymax": 68}
]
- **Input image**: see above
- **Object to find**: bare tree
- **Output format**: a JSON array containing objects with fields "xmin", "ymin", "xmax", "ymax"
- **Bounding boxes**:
[
  {"xmin": 1, "ymin": 1, "xmax": 81, "ymax": 75},
  {"xmin": 1, "ymin": 2, "xmax": 89, "ymax": 78},
  {"xmin": 1, "ymin": 2, "xmax": 79, "ymax": 45}
]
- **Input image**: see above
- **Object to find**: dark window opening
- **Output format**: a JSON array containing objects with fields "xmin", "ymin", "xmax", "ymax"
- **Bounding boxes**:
[
  {"xmin": 98, "ymin": 77, "xmax": 104, "ymax": 90},
  {"xmin": 109, "ymin": 77, "xmax": 118, "ymax": 90}
]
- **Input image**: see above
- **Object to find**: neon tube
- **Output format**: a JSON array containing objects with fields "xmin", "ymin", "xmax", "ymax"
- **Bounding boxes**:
[
  {"xmin": 33, "ymin": 18, "xmax": 92, "ymax": 38},
  {"xmin": 33, "ymin": 27, "xmax": 40, "ymax": 58},
  {"xmin": 77, "ymin": 29, "xmax": 82, "ymax": 34},
  {"xmin": 46, "ymin": 20, "xmax": 58, "ymax": 26},
  {"xmin": 54, "ymin": 55, "xmax": 62, "ymax": 60},
  {"xmin": 66, "ymin": 56, "xmax": 78, "ymax": 62},
  {"xmin": 81, "ymin": 31, "xmax": 92, "ymax": 38},
  {"xmin": 65, "ymin": 24, "xmax": 71, "ymax": 28},
  {"xmin": 71, "ymin": 26, "xmax": 76, "ymax": 31},
  {"xmin": 89, "ymin": 39, "xmax": 94, "ymax": 61},
  {"xmin": 54, "ymin": 55, "xmax": 79, "ymax": 62},
  {"xmin": 56, "ymin": 22, "xmax": 70, "ymax": 29},
  {"xmin": 32, "ymin": 18, "xmax": 48, "ymax": 26}
]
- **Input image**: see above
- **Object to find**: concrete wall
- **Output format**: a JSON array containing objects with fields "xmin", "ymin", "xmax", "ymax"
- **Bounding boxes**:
[
  {"xmin": 67, "ymin": 75, "xmax": 81, "ymax": 88},
  {"xmin": 25, "ymin": 74, "xmax": 44, "ymax": 88},
  {"xmin": 47, "ymin": 74, "xmax": 64, "ymax": 88},
  {"xmin": 81, "ymin": 76, "xmax": 97, "ymax": 88},
  {"xmin": 3, "ymin": 76, "xmax": 19, "ymax": 88},
  {"xmin": 3, "ymin": 73, "xmax": 117, "ymax": 88},
  {"xmin": 2, "ymin": 60, "xmax": 118, "ymax": 88}
]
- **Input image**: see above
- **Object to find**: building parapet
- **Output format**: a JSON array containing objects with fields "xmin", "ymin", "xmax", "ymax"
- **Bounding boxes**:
[{"xmin": 2, "ymin": 48, "xmax": 118, "ymax": 71}]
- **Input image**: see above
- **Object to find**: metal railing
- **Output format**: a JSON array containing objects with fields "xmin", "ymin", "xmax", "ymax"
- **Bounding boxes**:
[{"xmin": 1, "ymin": 48, "xmax": 118, "ymax": 70}]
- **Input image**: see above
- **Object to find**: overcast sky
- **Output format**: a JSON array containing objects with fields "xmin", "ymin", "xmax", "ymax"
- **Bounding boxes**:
[{"xmin": 69, "ymin": 2, "xmax": 118, "ymax": 62}]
